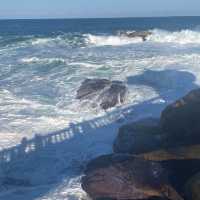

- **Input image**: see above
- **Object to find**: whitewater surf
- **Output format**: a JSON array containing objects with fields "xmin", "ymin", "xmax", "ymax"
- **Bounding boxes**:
[{"xmin": 1, "ymin": 17, "xmax": 200, "ymax": 199}]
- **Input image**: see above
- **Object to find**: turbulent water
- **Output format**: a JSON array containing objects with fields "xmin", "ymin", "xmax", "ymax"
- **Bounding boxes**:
[{"xmin": 1, "ymin": 17, "xmax": 200, "ymax": 199}]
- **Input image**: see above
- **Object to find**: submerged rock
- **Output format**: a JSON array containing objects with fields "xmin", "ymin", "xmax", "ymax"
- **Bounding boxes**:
[
  {"xmin": 118, "ymin": 31, "xmax": 152, "ymax": 41},
  {"xmin": 161, "ymin": 88, "xmax": 200, "ymax": 146},
  {"xmin": 76, "ymin": 79, "xmax": 127, "ymax": 110},
  {"xmin": 113, "ymin": 118, "xmax": 163, "ymax": 154},
  {"xmin": 82, "ymin": 154, "xmax": 183, "ymax": 200}
]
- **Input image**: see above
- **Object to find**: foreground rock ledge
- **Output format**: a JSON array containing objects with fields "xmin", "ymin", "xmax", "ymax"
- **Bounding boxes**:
[{"xmin": 81, "ymin": 154, "xmax": 183, "ymax": 200}]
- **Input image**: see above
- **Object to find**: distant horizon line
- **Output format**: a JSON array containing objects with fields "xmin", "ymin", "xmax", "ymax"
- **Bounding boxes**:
[{"xmin": 0, "ymin": 15, "xmax": 200, "ymax": 20}]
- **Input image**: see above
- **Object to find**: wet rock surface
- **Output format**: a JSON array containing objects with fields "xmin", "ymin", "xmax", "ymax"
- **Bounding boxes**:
[
  {"xmin": 100, "ymin": 81, "xmax": 127, "ymax": 110},
  {"xmin": 76, "ymin": 79, "xmax": 127, "ymax": 110},
  {"xmin": 76, "ymin": 79, "xmax": 111, "ymax": 100},
  {"xmin": 82, "ymin": 154, "xmax": 183, "ymax": 200}
]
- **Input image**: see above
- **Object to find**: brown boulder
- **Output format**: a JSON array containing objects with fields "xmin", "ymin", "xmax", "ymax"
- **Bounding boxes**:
[{"xmin": 82, "ymin": 154, "xmax": 183, "ymax": 200}]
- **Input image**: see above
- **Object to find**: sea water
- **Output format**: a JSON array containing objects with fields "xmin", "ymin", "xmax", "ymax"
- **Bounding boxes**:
[{"xmin": 0, "ymin": 17, "xmax": 200, "ymax": 199}]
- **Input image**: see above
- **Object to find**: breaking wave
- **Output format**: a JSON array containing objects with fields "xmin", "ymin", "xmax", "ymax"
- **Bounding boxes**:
[
  {"xmin": 149, "ymin": 29, "xmax": 200, "ymax": 44},
  {"xmin": 2, "ymin": 21, "xmax": 200, "ymax": 200},
  {"xmin": 2, "ymin": 29, "xmax": 200, "ymax": 50},
  {"xmin": 84, "ymin": 34, "xmax": 143, "ymax": 46},
  {"xmin": 85, "ymin": 29, "xmax": 200, "ymax": 46},
  {"xmin": 20, "ymin": 57, "xmax": 66, "ymax": 64}
]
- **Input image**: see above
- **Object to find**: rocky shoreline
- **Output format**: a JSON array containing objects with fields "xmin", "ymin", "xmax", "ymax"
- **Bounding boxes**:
[{"xmin": 80, "ymin": 86, "xmax": 200, "ymax": 200}]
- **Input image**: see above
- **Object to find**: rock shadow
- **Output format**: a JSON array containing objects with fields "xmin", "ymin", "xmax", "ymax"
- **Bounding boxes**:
[{"xmin": 127, "ymin": 69, "xmax": 198, "ymax": 104}]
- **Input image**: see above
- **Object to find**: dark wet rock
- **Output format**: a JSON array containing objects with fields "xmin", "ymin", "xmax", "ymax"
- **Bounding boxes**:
[
  {"xmin": 185, "ymin": 172, "xmax": 200, "ymax": 200},
  {"xmin": 113, "ymin": 118, "xmax": 163, "ymax": 154},
  {"xmin": 76, "ymin": 78, "xmax": 111, "ymax": 99},
  {"xmin": 82, "ymin": 154, "xmax": 183, "ymax": 200},
  {"xmin": 76, "ymin": 79, "xmax": 127, "ymax": 110},
  {"xmin": 118, "ymin": 31, "xmax": 152, "ymax": 41},
  {"xmin": 113, "ymin": 89, "xmax": 200, "ymax": 154},
  {"xmin": 100, "ymin": 81, "xmax": 127, "ymax": 110},
  {"xmin": 161, "ymin": 88, "xmax": 200, "ymax": 146}
]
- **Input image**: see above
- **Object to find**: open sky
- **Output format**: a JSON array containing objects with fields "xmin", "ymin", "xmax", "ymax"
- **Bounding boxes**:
[{"xmin": 0, "ymin": 0, "xmax": 200, "ymax": 19}]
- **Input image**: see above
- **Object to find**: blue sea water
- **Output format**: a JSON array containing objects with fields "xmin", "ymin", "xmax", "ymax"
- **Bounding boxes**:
[{"xmin": 0, "ymin": 17, "xmax": 200, "ymax": 199}]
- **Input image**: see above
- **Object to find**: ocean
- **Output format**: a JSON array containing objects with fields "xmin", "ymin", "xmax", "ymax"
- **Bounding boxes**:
[{"xmin": 0, "ymin": 17, "xmax": 200, "ymax": 199}]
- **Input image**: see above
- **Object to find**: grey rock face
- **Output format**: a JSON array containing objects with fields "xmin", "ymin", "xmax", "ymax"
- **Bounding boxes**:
[
  {"xmin": 76, "ymin": 78, "xmax": 111, "ymax": 100},
  {"xmin": 76, "ymin": 79, "xmax": 127, "ymax": 110}
]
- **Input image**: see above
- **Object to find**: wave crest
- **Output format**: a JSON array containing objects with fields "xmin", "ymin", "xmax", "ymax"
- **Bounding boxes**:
[
  {"xmin": 85, "ymin": 29, "xmax": 200, "ymax": 46},
  {"xmin": 20, "ymin": 57, "xmax": 66, "ymax": 64},
  {"xmin": 85, "ymin": 34, "xmax": 143, "ymax": 46},
  {"xmin": 149, "ymin": 29, "xmax": 200, "ymax": 44}
]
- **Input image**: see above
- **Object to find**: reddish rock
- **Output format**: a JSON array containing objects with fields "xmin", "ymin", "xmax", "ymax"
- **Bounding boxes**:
[{"xmin": 82, "ymin": 154, "xmax": 183, "ymax": 200}]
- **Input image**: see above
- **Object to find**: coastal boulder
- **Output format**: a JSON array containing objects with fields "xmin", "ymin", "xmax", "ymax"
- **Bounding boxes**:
[
  {"xmin": 81, "ymin": 154, "xmax": 183, "ymax": 200},
  {"xmin": 100, "ymin": 81, "xmax": 127, "ymax": 110},
  {"xmin": 76, "ymin": 79, "xmax": 127, "ymax": 110},
  {"xmin": 160, "ymin": 88, "xmax": 200, "ymax": 146},
  {"xmin": 113, "ymin": 118, "xmax": 163, "ymax": 154},
  {"xmin": 76, "ymin": 78, "xmax": 111, "ymax": 99}
]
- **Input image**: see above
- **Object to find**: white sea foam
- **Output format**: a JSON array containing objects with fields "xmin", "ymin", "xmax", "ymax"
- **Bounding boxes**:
[
  {"xmin": 31, "ymin": 38, "xmax": 54, "ymax": 45},
  {"xmin": 85, "ymin": 29, "xmax": 200, "ymax": 46},
  {"xmin": 2, "ymin": 27, "xmax": 200, "ymax": 200},
  {"xmin": 69, "ymin": 62, "xmax": 104, "ymax": 68},
  {"xmin": 148, "ymin": 29, "xmax": 200, "ymax": 44},
  {"xmin": 20, "ymin": 57, "xmax": 66, "ymax": 64},
  {"xmin": 85, "ymin": 34, "xmax": 143, "ymax": 46}
]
